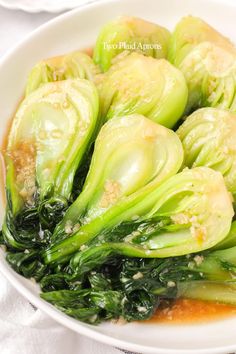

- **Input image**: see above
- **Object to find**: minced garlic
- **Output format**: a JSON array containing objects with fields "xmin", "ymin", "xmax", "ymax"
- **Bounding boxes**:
[
  {"xmin": 132, "ymin": 272, "xmax": 143, "ymax": 280},
  {"xmin": 99, "ymin": 179, "xmax": 121, "ymax": 208}
]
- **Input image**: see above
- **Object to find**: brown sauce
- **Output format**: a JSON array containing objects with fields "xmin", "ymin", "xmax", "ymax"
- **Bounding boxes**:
[
  {"xmin": 83, "ymin": 47, "xmax": 93, "ymax": 57},
  {"xmin": 146, "ymin": 298, "xmax": 236, "ymax": 324},
  {"xmin": 0, "ymin": 96, "xmax": 23, "ymax": 207},
  {"xmin": 0, "ymin": 153, "xmax": 6, "ymax": 206}
]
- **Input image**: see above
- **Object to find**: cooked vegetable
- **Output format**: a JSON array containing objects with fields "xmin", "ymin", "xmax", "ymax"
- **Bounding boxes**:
[
  {"xmin": 178, "ymin": 245, "xmax": 236, "ymax": 305},
  {"xmin": 179, "ymin": 42, "xmax": 236, "ymax": 112},
  {"xmin": 2, "ymin": 15, "xmax": 236, "ymax": 326},
  {"xmin": 168, "ymin": 16, "xmax": 236, "ymax": 66},
  {"xmin": 177, "ymin": 107, "xmax": 236, "ymax": 195},
  {"xmin": 26, "ymin": 51, "xmax": 100, "ymax": 95},
  {"xmin": 51, "ymin": 114, "xmax": 183, "ymax": 243},
  {"xmin": 93, "ymin": 16, "xmax": 170, "ymax": 71},
  {"xmin": 179, "ymin": 282, "xmax": 236, "ymax": 305},
  {"xmin": 44, "ymin": 166, "xmax": 233, "ymax": 265},
  {"xmin": 40, "ymin": 245, "xmax": 236, "ymax": 323},
  {"xmin": 213, "ymin": 221, "xmax": 236, "ymax": 250},
  {"xmin": 97, "ymin": 52, "xmax": 188, "ymax": 127},
  {"xmin": 168, "ymin": 16, "xmax": 236, "ymax": 112},
  {"xmin": 2, "ymin": 79, "xmax": 99, "ymax": 249}
]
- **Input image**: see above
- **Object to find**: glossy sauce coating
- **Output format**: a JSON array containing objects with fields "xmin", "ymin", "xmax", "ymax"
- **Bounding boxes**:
[
  {"xmin": 2, "ymin": 47, "xmax": 236, "ymax": 325},
  {"xmin": 146, "ymin": 299, "xmax": 236, "ymax": 324}
]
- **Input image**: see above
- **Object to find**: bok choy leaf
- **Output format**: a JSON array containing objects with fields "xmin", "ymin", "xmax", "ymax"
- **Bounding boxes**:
[
  {"xmin": 44, "ymin": 166, "xmax": 233, "ymax": 264},
  {"xmin": 2, "ymin": 79, "xmax": 99, "ymax": 249},
  {"xmin": 93, "ymin": 16, "xmax": 170, "ymax": 71},
  {"xmin": 97, "ymin": 52, "xmax": 188, "ymax": 127},
  {"xmin": 48, "ymin": 113, "xmax": 183, "ymax": 249},
  {"xmin": 26, "ymin": 51, "xmax": 100, "ymax": 95}
]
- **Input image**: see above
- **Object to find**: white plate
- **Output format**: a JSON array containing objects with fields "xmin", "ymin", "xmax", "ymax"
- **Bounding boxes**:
[
  {"xmin": 0, "ymin": 0, "xmax": 236, "ymax": 353},
  {"xmin": 0, "ymin": 0, "xmax": 97, "ymax": 13}
]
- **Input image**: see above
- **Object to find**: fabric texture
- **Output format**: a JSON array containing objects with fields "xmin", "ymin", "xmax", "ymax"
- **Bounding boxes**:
[{"xmin": 0, "ymin": 271, "xmax": 126, "ymax": 354}]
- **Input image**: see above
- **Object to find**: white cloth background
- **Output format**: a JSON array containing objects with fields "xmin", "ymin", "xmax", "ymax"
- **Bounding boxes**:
[
  {"xmin": 0, "ymin": 275, "xmax": 123, "ymax": 354},
  {"xmin": 0, "ymin": 5, "xmax": 133, "ymax": 354}
]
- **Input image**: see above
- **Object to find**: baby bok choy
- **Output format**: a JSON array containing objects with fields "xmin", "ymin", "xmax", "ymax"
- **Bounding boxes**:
[
  {"xmin": 44, "ymin": 166, "xmax": 233, "ymax": 266},
  {"xmin": 179, "ymin": 282, "xmax": 236, "ymax": 306},
  {"xmin": 50, "ymin": 113, "xmax": 184, "ymax": 245},
  {"xmin": 97, "ymin": 52, "xmax": 188, "ymax": 127},
  {"xmin": 177, "ymin": 108, "xmax": 236, "ymax": 196},
  {"xmin": 178, "ymin": 245, "xmax": 236, "ymax": 305},
  {"xmin": 2, "ymin": 79, "xmax": 99, "ymax": 250},
  {"xmin": 26, "ymin": 51, "xmax": 100, "ymax": 95},
  {"xmin": 213, "ymin": 221, "xmax": 236, "ymax": 251},
  {"xmin": 41, "ymin": 245, "xmax": 236, "ymax": 324},
  {"xmin": 168, "ymin": 16, "xmax": 236, "ymax": 66},
  {"xmin": 93, "ymin": 16, "xmax": 170, "ymax": 71},
  {"xmin": 168, "ymin": 16, "xmax": 236, "ymax": 113}
]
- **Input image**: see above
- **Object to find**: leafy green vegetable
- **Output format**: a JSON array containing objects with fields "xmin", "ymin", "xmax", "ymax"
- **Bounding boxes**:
[
  {"xmin": 97, "ymin": 52, "xmax": 188, "ymax": 127},
  {"xmin": 41, "ymin": 287, "xmax": 157, "ymax": 323},
  {"xmin": 2, "ymin": 15, "xmax": 236, "ymax": 326},
  {"xmin": 177, "ymin": 107, "xmax": 236, "ymax": 195},
  {"xmin": 177, "ymin": 245, "xmax": 236, "ymax": 305},
  {"xmin": 47, "ymin": 113, "xmax": 184, "ymax": 251},
  {"xmin": 44, "ymin": 166, "xmax": 233, "ymax": 265},
  {"xmin": 41, "ymin": 245, "xmax": 236, "ymax": 323},
  {"xmin": 213, "ymin": 221, "xmax": 236, "ymax": 250},
  {"xmin": 168, "ymin": 16, "xmax": 236, "ymax": 66},
  {"xmin": 179, "ymin": 43, "xmax": 236, "ymax": 112},
  {"xmin": 168, "ymin": 16, "xmax": 236, "ymax": 112},
  {"xmin": 6, "ymin": 249, "xmax": 48, "ymax": 281},
  {"xmin": 118, "ymin": 246, "xmax": 236, "ymax": 291},
  {"xmin": 41, "ymin": 257, "xmax": 168, "ymax": 323},
  {"xmin": 179, "ymin": 282, "xmax": 236, "ymax": 305},
  {"xmin": 2, "ymin": 79, "xmax": 99, "ymax": 249},
  {"xmin": 26, "ymin": 51, "xmax": 100, "ymax": 95},
  {"xmin": 93, "ymin": 16, "xmax": 170, "ymax": 71}
]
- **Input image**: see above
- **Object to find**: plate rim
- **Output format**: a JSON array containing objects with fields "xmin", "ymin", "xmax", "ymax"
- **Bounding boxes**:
[
  {"xmin": 1, "ymin": 0, "xmax": 236, "ymax": 353},
  {"xmin": 1, "ymin": 250, "xmax": 236, "ymax": 354},
  {"xmin": 0, "ymin": 0, "xmax": 97, "ymax": 13}
]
